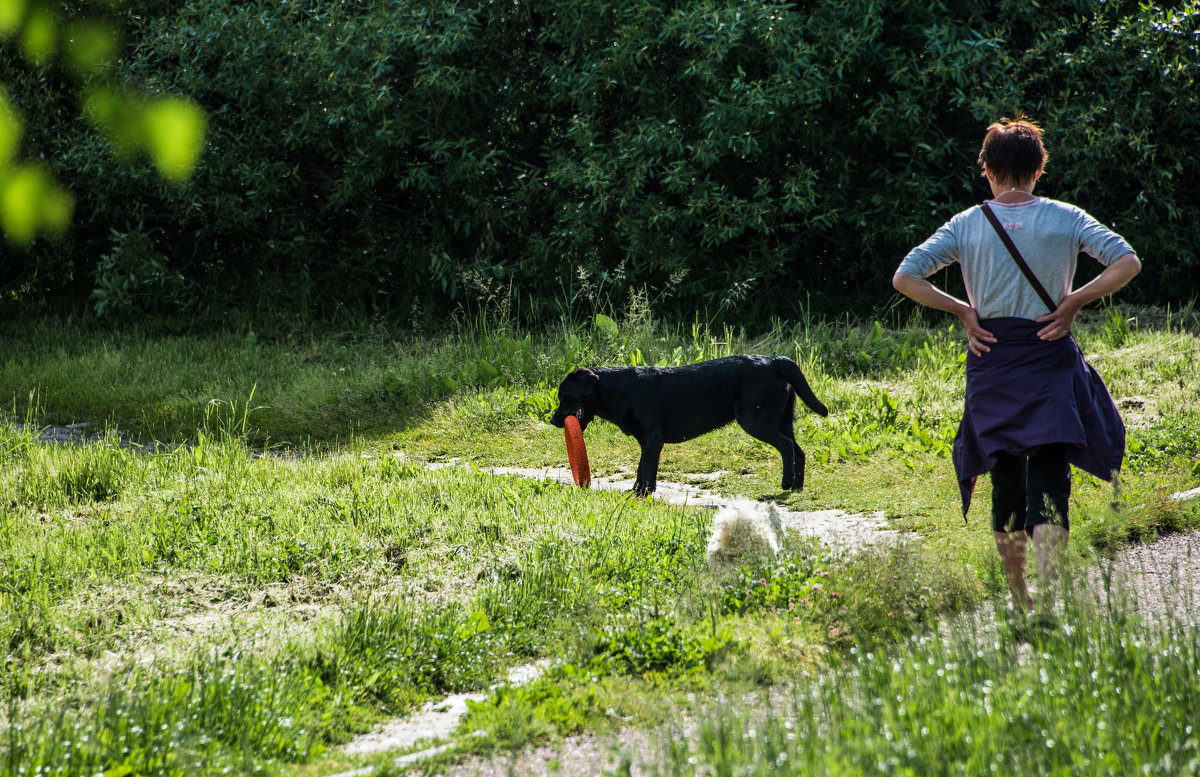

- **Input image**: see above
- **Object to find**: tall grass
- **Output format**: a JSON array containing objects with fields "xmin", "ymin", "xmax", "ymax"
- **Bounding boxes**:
[
  {"xmin": 648, "ymin": 554, "xmax": 1200, "ymax": 776},
  {"xmin": 0, "ymin": 308, "xmax": 997, "ymax": 449}
]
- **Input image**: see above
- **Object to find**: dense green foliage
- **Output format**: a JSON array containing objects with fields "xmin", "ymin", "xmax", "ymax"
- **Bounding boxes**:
[
  {"xmin": 0, "ymin": 0, "xmax": 205, "ymax": 251},
  {"xmin": 3, "ymin": 0, "xmax": 1198, "ymax": 324}
]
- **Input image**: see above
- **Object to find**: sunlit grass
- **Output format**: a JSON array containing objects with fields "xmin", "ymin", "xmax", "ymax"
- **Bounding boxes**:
[
  {"xmin": 1, "ymin": 303, "xmax": 1198, "ymax": 774},
  {"xmin": 647, "ymin": 548, "xmax": 1200, "ymax": 776}
]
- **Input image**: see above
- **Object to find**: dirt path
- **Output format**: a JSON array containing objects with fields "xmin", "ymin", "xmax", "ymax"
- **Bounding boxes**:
[{"xmin": 489, "ymin": 465, "xmax": 904, "ymax": 552}]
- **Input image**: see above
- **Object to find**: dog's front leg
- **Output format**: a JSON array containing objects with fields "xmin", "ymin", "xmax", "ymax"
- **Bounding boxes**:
[{"xmin": 634, "ymin": 436, "xmax": 663, "ymax": 497}]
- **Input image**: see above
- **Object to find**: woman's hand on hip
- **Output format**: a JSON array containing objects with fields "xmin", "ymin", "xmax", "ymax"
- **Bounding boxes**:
[
  {"xmin": 1036, "ymin": 299, "xmax": 1082, "ymax": 341},
  {"xmin": 1037, "ymin": 255, "xmax": 1140, "ymax": 341},
  {"xmin": 891, "ymin": 272, "xmax": 995, "ymax": 355},
  {"xmin": 960, "ymin": 308, "xmax": 996, "ymax": 356}
]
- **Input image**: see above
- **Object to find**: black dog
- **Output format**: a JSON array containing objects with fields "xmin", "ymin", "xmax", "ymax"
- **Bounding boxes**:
[{"xmin": 550, "ymin": 354, "xmax": 828, "ymax": 496}]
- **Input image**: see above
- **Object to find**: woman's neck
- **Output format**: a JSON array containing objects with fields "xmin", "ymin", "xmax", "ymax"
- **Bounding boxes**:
[
  {"xmin": 985, "ymin": 170, "xmax": 1040, "ymax": 203},
  {"xmin": 992, "ymin": 186, "xmax": 1038, "ymax": 204}
]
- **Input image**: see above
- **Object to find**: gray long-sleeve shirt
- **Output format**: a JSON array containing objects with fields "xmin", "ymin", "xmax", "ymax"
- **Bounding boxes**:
[{"xmin": 896, "ymin": 197, "xmax": 1136, "ymax": 321}]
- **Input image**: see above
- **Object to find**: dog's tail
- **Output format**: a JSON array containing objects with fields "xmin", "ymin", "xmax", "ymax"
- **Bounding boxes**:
[{"xmin": 774, "ymin": 358, "xmax": 829, "ymax": 416}]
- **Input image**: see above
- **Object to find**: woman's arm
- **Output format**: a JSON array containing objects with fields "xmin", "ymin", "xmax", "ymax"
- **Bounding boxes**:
[
  {"xmin": 1035, "ymin": 253, "xmax": 1142, "ymax": 340},
  {"xmin": 892, "ymin": 272, "xmax": 997, "ymax": 356}
]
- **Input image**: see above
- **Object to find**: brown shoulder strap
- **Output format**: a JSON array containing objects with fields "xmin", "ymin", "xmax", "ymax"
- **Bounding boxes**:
[{"xmin": 981, "ymin": 202, "xmax": 1057, "ymax": 313}]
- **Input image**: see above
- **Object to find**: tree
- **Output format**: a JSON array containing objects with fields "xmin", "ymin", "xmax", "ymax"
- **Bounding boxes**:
[{"xmin": 0, "ymin": 0, "xmax": 204, "ymax": 246}]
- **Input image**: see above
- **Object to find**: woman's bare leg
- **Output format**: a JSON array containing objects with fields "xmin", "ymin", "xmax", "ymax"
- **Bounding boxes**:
[
  {"xmin": 1032, "ymin": 522, "xmax": 1069, "ymax": 609},
  {"xmin": 994, "ymin": 530, "xmax": 1034, "ymax": 613}
]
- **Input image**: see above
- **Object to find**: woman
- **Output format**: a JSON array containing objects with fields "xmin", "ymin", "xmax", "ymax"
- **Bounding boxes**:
[{"xmin": 892, "ymin": 117, "xmax": 1141, "ymax": 616}]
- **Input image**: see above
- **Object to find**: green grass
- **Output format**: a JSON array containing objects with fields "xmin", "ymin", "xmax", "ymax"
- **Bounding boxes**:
[
  {"xmin": 1, "ymin": 302, "xmax": 1198, "ymax": 776},
  {"xmin": 646, "ymin": 556, "xmax": 1200, "ymax": 776}
]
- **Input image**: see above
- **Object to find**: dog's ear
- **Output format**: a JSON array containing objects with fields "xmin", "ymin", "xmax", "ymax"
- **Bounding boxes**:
[{"xmin": 570, "ymin": 368, "xmax": 600, "ymax": 395}]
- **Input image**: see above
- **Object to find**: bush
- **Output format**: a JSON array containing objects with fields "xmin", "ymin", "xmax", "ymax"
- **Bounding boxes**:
[{"xmin": 4, "ymin": 0, "xmax": 1197, "ymax": 325}]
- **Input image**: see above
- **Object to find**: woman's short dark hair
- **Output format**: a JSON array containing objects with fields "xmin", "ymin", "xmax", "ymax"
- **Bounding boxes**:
[{"xmin": 978, "ymin": 117, "xmax": 1047, "ymax": 187}]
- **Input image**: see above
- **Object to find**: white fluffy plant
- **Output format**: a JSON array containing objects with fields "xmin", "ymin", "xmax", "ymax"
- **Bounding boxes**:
[{"xmin": 706, "ymin": 499, "xmax": 786, "ymax": 570}]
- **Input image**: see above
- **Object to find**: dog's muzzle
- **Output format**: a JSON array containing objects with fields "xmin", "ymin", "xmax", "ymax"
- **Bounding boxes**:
[{"xmin": 552, "ymin": 408, "xmax": 589, "ymax": 430}]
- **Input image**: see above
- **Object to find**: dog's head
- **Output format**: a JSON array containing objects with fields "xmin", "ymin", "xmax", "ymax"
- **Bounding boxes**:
[{"xmin": 549, "ymin": 368, "xmax": 600, "ymax": 430}]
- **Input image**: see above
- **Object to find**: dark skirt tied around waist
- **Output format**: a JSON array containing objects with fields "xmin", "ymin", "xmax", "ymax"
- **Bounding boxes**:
[{"xmin": 953, "ymin": 317, "xmax": 1125, "ymax": 515}]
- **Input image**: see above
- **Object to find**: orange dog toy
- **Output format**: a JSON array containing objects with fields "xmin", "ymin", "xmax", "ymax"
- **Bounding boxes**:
[{"xmin": 563, "ymin": 413, "xmax": 591, "ymax": 488}]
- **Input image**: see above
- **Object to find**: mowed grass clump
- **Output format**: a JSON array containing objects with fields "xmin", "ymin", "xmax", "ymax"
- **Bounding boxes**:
[{"xmin": 1, "ymin": 303, "xmax": 1199, "ymax": 774}]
